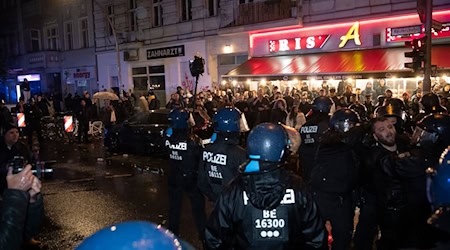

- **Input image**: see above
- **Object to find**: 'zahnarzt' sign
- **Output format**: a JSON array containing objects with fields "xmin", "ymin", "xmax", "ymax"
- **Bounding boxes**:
[{"xmin": 147, "ymin": 45, "xmax": 185, "ymax": 59}]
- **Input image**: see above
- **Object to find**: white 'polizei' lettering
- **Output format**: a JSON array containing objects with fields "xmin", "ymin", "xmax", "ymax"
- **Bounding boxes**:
[
  {"xmin": 165, "ymin": 140, "xmax": 187, "ymax": 150},
  {"xmin": 203, "ymin": 151, "xmax": 227, "ymax": 165},
  {"xmin": 300, "ymin": 126, "xmax": 318, "ymax": 133},
  {"xmin": 243, "ymin": 189, "xmax": 295, "ymax": 205}
]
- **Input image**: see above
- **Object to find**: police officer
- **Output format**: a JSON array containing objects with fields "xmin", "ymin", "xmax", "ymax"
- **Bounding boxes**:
[
  {"xmin": 374, "ymin": 103, "xmax": 411, "ymax": 138},
  {"xmin": 205, "ymin": 123, "xmax": 326, "ymax": 249},
  {"xmin": 164, "ymin": 108, "xmax": 206, "ymax": 241},
  {"xmin": 310, "ymin": 108, "xmax": 361, "ymax": 250},
  {"xmin": 197, "ymin": 107, "xmax": 247, "ymax": 202},
  {"xmin": 298, "ymin": 96, "xmax": 332, "ymax": 180},
  {"xmin": 427, "ymin": 147, "xmax": 450, "ymax": 249},
  {"xmin": 412, "ymin": 113, "xmax": 450, "ymax": 167},
  {"xmin": 414, "ymin": 93, "xmax": 447, "ymax": 123}
]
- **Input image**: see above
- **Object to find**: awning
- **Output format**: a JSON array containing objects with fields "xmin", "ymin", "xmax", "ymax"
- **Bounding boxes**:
[{"xmin": 225, "ymin": 46, "xmax": 450, "ymax": 78}]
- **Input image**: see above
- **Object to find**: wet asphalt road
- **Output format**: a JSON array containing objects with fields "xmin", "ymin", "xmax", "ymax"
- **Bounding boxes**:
[{"xmin": 35, "ymin": 140, "xmax": 206, "ymax": 250}]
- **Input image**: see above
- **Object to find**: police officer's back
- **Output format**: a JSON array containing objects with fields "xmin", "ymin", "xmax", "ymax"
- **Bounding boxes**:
[
  {"xmin": 164, "ymin": 108, "xmax": 206, "ymax": 240},
  {"xmin": 298, "ymin": 96, "xmax": 332, "ymax": 181},
  {"xmin": 197, "ymin": 107, "xmax": 247, "ymax": 202},
  {"xmin": 205, "ymin": 123, "xmax": 326, "ymax": 250}
]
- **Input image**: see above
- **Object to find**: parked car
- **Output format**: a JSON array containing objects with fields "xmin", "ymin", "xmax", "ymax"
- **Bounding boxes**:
[{"xmin": 104, "ymin": 109, "xmax": 169, "ymax": 154}]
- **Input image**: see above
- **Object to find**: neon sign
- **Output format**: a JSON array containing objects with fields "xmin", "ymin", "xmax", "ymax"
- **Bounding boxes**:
[
  {"xmin": 268, "ymin": 35, "xmax": 329, "ymax": 53},
  {"xmin": 386, "ymin": 23, "xmax": 450, "ymax": 42},
  {"xmin": 339, "ymin": 22, "xmax": 362, "ymax": 48}
]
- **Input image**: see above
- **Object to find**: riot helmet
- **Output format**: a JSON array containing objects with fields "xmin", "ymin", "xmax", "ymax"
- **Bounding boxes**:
[
  {"xmin": 244, "ymin": 123, "xmax": 291, "ymax": 172},
  {"xmin": 412, "ymin": 113, "xmax": 450, "ymax": 149},
  {"xmin": 428, "ymin": 147, "xmax": 450, "ymax": 207},
  {"xmin": 330, "ymin": 108, "xmax": 360, "ymax": 133},
  {"xmin": 168, "ymin": 108, "xmax": 189, "ymax": 129},
  {"xmin": 421, "ymin": 93, "xmax": 446, "ymax": 114},
  {"xmin": 312, "ymin": 96, "xmax": 333, "ymax": 114},
  {"xmin": 76, "ymin": 221, "xmax": 184, "ymax": 250},
  {"xmin": 348, "ymin": 103, "xmax": 368, "ymax": 121},
  {"xmin": 213, "ymin": 106, "xmax": 241, "ymax": 133}
]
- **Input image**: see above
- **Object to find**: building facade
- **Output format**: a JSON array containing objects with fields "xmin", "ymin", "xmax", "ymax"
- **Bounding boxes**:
[{"xmin": 2, "ymin": 0, "xmax": 450, "ymax": 104}]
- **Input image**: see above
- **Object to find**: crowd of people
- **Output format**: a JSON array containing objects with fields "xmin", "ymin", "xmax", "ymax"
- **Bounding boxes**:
[
  {"xmin": 1, "ymin": 76, "xmax": 450, "ymax": 249},
  {"xmin": 159, "ymin": 78, "xmax": 450, "ymax": 250}
]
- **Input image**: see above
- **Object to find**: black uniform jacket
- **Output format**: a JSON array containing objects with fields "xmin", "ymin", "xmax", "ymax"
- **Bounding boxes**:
[{"xmin": 205, "ymin": 167, "xmax": 326, "ymax": 250}]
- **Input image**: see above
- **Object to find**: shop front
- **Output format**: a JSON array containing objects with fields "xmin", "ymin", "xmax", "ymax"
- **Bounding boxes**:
[
  {"xmin": 222, "ymin": 9, "xmax": 450, "ymax": 97},
  {"xmin": 126, "ymin": 39, "xmax": 211, "ymax": 103}
]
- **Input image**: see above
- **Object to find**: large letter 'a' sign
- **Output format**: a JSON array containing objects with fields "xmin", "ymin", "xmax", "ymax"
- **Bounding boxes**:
[{"xmin": 339, "ymin": 22, "xmax": 362, "ymax": 48}]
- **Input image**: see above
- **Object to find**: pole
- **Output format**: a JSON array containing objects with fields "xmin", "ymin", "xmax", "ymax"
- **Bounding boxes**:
[
  {"xmin": 193, "ymin": 76, "xmax": 199, "ymax": 109},
  {"xmin": 423, "ymin": 0, "xmax": 433, "ymax": 93}
]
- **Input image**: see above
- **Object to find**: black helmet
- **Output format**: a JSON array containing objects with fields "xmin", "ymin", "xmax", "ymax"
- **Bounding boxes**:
[
  {"xmin": 245, "ymin": 123, "xmax": 289, "ymax": 171},
  {"xmin": 168, "ymin": 108, "xmax": 189, "ymax": 129},
  {"xmin": 348, "ymin": 103, "xmax": 368, "ymax": 121},
  {"xmin": 312, "ymin": 96, "xmax": 333, "ymax": 113},
  {"xmin": 330, "ymin": 108, "xmax": 360, "ymax": 133},
  {"xmin": 374, "ymin": 104, "xmax": 403, "ymax": 120},
  {"xmin": 421, "ymin": 93, "xmax": 446, "ymax": 114},
  {"xmin": 412, "ymin": 113, "xmax": 450, "ymax": 148}
]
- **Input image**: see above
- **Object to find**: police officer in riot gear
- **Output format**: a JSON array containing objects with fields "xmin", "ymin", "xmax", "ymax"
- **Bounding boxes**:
[
  {"xmin": 311, "ymin": 108, "xmax": 361, "ymax": 250},
  {"xmin": 205, "ymin": 123, "xmax": 326, "ymax": 250},
  {"xmin": 164, "ymin": 108, "xmax": 206, "ymax": 241},
  {"xmin": 298, "ymin": 96, "xmax": 332, "ymax": 180},
  {"xmin": 414, "ymin": 93, "xmax": 447, "ymax": 123},
  {"xmin": 427, "ymin": 147, "xmax": 450, "ymax": 249},
  {"xmin": 412, "ymin": 113, "xmax": 450, "ymax": 167},
  {"xmin": 197, "ymin": 107, "xmax": 247, "ymax": 202}
]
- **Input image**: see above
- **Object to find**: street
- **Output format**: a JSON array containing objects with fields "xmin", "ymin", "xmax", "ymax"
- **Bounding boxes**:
[{"xmin": 35, "ymin": 140, "xmax": 205, "ymax": 250}]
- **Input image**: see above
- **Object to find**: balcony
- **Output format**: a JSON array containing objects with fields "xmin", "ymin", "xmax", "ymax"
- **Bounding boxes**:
[{"xmin": 229, "ymin": 0, "xmax": 299, "ymax": 27}]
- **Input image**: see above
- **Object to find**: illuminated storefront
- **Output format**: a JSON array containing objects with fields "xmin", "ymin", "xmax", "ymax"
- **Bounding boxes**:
[{"xmin": 222, "ymin": 9, "xmax": 450, "ymax": 97}]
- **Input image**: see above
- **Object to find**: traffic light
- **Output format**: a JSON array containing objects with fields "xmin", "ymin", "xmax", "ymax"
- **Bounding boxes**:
[{"xmin": 404, "ymin": 37, "xmax": 426, "ymax": 72}]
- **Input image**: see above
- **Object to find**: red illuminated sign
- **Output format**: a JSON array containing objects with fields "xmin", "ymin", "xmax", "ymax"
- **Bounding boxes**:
[
  {"xmin": 268, "ymin": 35, "xmax": 329, "ymax": 53},
  {"xmin": 386, "ymin": 23, "xmax": 450, "ymax": 42}
]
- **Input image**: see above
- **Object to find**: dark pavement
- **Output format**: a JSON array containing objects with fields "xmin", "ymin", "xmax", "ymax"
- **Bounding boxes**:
[{"xmin": 35, "ymin": 140, "xmax": 207, "ymax": 250}]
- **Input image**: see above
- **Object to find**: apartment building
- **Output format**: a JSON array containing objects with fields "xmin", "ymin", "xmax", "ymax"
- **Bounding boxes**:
[{"xmin": 0, "ymin": 0, "xmax": 96, "ymax": 103}]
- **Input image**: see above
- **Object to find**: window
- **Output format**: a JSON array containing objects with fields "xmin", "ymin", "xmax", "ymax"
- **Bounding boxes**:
[
  {"xmin": 64, "ymin": 21, "xmax": 73, "ymax": 50},
  {"xmin": 180, "ymin": 0, "xmax": 192, "ymax": 21},
  {"xmin": 45, "ymin": 26, "xmax": 59, "ymax": 50},
  {"xmin": 208, "ymin": 0, "xmax": 219, "ymax": 17},
  {"xmin": 30, "ymin": 29, "xmax": 41, "ymax": 52},
  {"xmin": 153, "ymin": 0, "xmax": 163, "ymax": 27},
  {"xmin": 107, "ymin": 5, "xmax": 115, "ymax": 36},
  {"xmin": 128, "ymin": 0, "xmax": 137, "ymax": 31},
  {"xmin": 132, "ymin": 65, "xmax": 165, "ymax": 91},
  {"xmin": 79, "ymin": 17, "xmax": 89, "ymax": 48},
  {"xmin": 218, "ymin": 54, "xmax": 248, "ymax": 65}
]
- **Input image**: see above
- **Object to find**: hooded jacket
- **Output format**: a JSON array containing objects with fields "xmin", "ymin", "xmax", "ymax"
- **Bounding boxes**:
[{"xmin": 205, "ymin": 167, "xmax": 326, "ymax": 250}]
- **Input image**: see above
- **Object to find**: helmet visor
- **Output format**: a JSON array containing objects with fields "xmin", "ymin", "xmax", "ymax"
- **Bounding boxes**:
[
  {"xmin": 334, "ymin": 120, "xmax": 355, "ymax": 133},
  {"xmin": 411, "ymin": 126, "xmax": 438, "ymax": 146}
]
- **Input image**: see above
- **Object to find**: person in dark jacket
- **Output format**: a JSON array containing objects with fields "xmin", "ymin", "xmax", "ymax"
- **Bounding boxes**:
[
  {"xmin": 0, "ymin": 100, "xmax": 12, "ymax": 135},
  {"xmin": 365, "ymin": 117, "xmax": 433, "ymax": 249},
  {"xmin": 24, "ymin": 98, "xmax": 43, "ymax": 146},
  {"xmin": 197, "ymin": 107, "xmax": 247, "ymax": 202},
  {"xmin": 298, "ymin": 97, "xmax": 332, "ymax": 181},
  {"xmin": 76, "ymin": 99, "xmax": 92, "ymax": 143},
  {"xmin": 270, "ymin": 99, "xmax": 288, "ymax": 125},
  {"xmin": 0, "ymin": 164, "xmax": 43, "ymax": 250},
  {"xmin": 164, "ymin": 108, "xmax": 206, "ymax": 242},
  {"xmin": 310, "ymin": 109, "xmax": 362, "ymax": 250},
  {"xmin": 205, "ymin": 123, "xmax": 326, "ymax": 250}
]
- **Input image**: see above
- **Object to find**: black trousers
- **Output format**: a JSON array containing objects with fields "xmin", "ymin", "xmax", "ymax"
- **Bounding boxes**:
[
  {"xmin": 168, "ymin": 182, "xmax": 206, "ymax": 240},
  {"xmin": 78, "ymin": 121, "xmax": 89, "ymax": 142},
  {"xmin": 353, "ymin": 191, "xmax": 378, "ymax": 250},
  {"xmin": 313, "ymin": 190, "xmax": 354, "ymax": 250}
]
